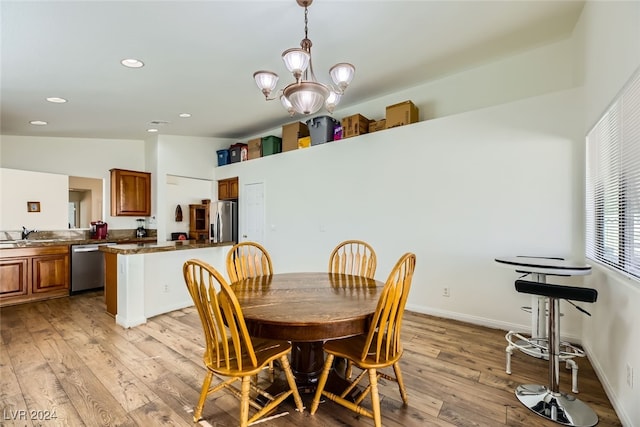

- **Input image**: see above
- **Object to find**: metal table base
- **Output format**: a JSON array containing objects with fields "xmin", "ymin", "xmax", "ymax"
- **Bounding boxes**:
[{"xmin": 516, "ymin": 384, "xmax": 598, "ymax": 427}]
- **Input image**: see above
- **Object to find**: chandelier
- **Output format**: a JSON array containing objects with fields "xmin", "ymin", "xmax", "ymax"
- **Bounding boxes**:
[{"xmin": 253, "ymin": 0, "xmax": 355, "ymax": 116}]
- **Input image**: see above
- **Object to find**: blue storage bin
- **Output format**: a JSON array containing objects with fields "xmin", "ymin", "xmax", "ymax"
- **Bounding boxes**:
[{"xmin": 217, "ymin": 149, "xmax": 229, "ymax": 166}]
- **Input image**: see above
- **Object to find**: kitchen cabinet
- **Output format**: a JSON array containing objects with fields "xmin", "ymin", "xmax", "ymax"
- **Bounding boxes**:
[
  {"xmin": 189, "ymin": 203, "xmax": 210, "ymax": 241},
  {"xmin": 110, "ymin": 168, "xmax": 151, "ymax": 216},
  {"xmin": 104, "ymin": 251, "xmax": 117, "ymax": 316},
  {"xmin": 218, "ymin": 177, "xmax": 238, "ymax": 200},
  {"xmin": 0, "ymin": 246, "xmax": 69, "ymax": 307}
]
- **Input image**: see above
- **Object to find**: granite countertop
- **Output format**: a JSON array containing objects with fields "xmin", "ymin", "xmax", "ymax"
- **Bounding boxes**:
[
  {"xmin": 0, "ymin": 236, "xmax": 158, "ymax": 250},
  {"xmin": 99, "ymin": 240, "xmax": 234, "ymax": 255}
]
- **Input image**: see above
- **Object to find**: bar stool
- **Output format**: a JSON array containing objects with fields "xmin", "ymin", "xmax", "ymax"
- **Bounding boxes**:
[{"xmin": 513, "ymin": 279, "xmax": 598, "ymax": 427}]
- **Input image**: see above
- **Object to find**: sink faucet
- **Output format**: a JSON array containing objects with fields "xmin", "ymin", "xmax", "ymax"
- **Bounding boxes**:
[{"xmin": 22, "ymin": 226, "xmax": 37, "ymax": 240}]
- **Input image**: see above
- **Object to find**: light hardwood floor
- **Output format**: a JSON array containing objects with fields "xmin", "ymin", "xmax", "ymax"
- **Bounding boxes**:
[{"xmin": 0, "ymin": 292, "xmax": 622, "ymax": 426}]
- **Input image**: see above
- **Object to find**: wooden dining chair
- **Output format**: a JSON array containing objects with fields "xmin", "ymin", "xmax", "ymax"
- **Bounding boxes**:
[
  {"xmin": 328, "ymin": 239, "xmax": 377, "ymax": 279},
  {"xmin": 310, "ymin": 252, "xmax": 416, "ymax": 427},
  {"xmin": 328, "ymin": 239, "xmax": 378, "ymax": 379},
  {"xmin": 183, "ymin": 259, "xmax": 304, "ymax": 426},
  {"xmin": 226, "ymin": 241, "xmax": 276, "ymax": 381},
  {"xmin": 226, "ymin": 241, "xmax": 273, "ymax": 283}
]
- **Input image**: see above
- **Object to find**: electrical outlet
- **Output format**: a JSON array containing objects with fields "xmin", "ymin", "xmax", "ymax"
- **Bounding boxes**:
[
  {"xmin": 627, "ymin": 364, "xmax": 634, "ymax": 389},
  {"xmin": 164, "ymin": 284, "xmax": 169, "ymax": 293},
  {"xmin": 442, "ymin": 287, "xmax": 450, "ymax": 297}
]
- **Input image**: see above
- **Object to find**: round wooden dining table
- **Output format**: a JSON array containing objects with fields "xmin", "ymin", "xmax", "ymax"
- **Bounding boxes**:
[{"xmin": 230, "ymin": 272, "xmax": 384, "ymax": 390}]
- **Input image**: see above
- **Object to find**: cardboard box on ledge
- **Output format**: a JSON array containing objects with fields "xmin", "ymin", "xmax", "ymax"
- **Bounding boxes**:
[
  {"xmin": 369, "ymin": 119, "xmax": 386, "ymax": 133},
  {"xmin": 247, "ymin": 138, "xmax": 261, "ymax": 159},
  {"xmin": 282, "ymin": 121, "xmax": 310, "ymax": 152},
  {"xmin": 386, "ymin": 100, "xmax": 419, "ymax": 128},
  {"xmin": 341, "ymin": 114, "xmax": 371, "ymax": 138}
]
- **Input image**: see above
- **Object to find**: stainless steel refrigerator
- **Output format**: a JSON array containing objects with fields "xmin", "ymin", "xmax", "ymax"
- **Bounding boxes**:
[{"xmin": 210, "ymin": 200, "xmax": 237, "ymax": 243}]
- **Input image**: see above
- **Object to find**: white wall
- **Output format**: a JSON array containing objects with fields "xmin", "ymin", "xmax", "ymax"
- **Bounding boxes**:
[
  {"xmin": 218, "ymin": 88, "xmax": 587, "ymax": 336},
  {"xmin": 152, "ymin": 135, "xmax": 232, "ymax": 241},
  {"xmin": 0, "ymin": 168, "xmax": 68, "ymax": 230},
  {"xmin": 0, "ymin": 136, "xmax": 146, "ymax": 230},
  {"xmin": 573, "ymin": 2, "xmax": 640, "ymax": 425},
  {"xmin": 165, "ymin": 175, "xmax": 215, "ymax": 240},
  {"xmin": 0, "ymin": 134, "xmax": 232, "ymax": 233}
]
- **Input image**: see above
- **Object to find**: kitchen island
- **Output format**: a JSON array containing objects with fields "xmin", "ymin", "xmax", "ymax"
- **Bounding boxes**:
[{"xmin": 101, "ymin": 240, "xmax": 233, "ymax": 328}]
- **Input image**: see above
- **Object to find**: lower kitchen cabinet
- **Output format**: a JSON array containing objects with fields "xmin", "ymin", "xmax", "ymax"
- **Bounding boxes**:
[
  {"xmin": 104, "ymin": 251, "xmax": 117, "ymax": 316},
  {"xmin": 0, "ymin": 245, "xmax": 69, "ymax": 307}
]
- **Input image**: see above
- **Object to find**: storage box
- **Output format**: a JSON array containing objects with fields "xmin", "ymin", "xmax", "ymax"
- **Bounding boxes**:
[
  {"xmin": 261, "ymin": 135, "xmax": 282, "ymax": 156},
  {"xmin": 282, "ymin": 122, "xmax": 309, "ymax": 152},
  {"xmin": 341, "ymin": 114, "xmax": 370, "ymax": 138},
  {"xmin": 229, "ymin": 143, "xmax": 248, "ymax": 163},
  {"xmin": 216, "ymin": 149, "xmax": 229, "ymax": 166},
  {"xmin": 333, "ymin": 125, "xmax": 343, "ymax": 141},
  {"xmin": 306, "ymin": 115, "xmax": 339, "ymax": 145},
  {"xmin": 385, "ymin": 100, "xmax": 419, "ymax": 128},
  {"xmin": 247, "ymin": 138, "xmax": 261, "ymax": 160},
  {"xmin": 369, "ymin": 119, "xmax": 386, "ymax": 133},
  {"xmin": 298, "ymin": 136, "xmax": 311, "ymax": 148}
]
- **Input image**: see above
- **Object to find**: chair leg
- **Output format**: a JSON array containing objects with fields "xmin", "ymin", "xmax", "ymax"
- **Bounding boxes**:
[
  {"xmin": 392, "ymin": 362, "xmax": 408, "ymax": 405},
  {"xmin": 268, "ymin": 361, "xmax": 275, "ymax": 382},
  {"xmin": 279, "ymin": 355, "xmax": 304, "ymax": 412},
  {"xmin": 239, "ymin": 376, "xmax": 251, "ymax": 427},
  {"xmin": 345, "ymin": 360, "xmax": 353, "ymax": 379},
  {"xmin": 194, "ymin": 370, "xmax": 214, "ymax": 422},
  {"xmin": 310, "ymin": 354, "xmax": 334, "ymax": 414},
  {"xmin": 368, "ymin": 369, "xmax": 382, "ymax": 427}
]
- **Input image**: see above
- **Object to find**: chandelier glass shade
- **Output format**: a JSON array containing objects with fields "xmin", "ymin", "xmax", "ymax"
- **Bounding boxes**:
[{"xmin": 253, "ymin": 0, "xmax": 355, "ymax": 116}]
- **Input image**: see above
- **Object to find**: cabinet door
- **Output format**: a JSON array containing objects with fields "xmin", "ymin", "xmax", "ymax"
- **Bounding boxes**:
[
  {"xmin": 229, "ymin": 178, "xmax": 239, "ymax": 199},
  {"xmin": 218, "ymin": 180, "xmax": 230, "ymax": 200},
  {"xmin": 0, "ymin": 258, "xmax": 29, "ymax": 298},
  {"xmin": 189, "ymin": 204, "xmax": 210, "ymax": 241},
  {"xmin": 32, "ymin": 254, "xmax": 69, "ymax": 293},
  {"xmin": 111, "ymin": 169, "xmax": 151, "ymax": 216},
  {"xmin": 218, "ymin": 177, "xmax": 239, "ymax": 200}
]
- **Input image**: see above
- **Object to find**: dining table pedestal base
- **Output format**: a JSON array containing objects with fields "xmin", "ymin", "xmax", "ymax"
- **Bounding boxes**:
[{"xmin": 290, "ymin": 342, "xmax": 324, "ymax": 392}]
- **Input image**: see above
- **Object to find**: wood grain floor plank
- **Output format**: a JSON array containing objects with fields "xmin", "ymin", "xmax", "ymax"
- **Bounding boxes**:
[
  {"xmin": 0, "ymin": 292, "xmax": 622, "ymax": 426},
  {"xmin": 2, "ymin": 306, "xmax": 85, "ymax": 427},
  {"xmin": 127, "ymin": 398, "xmax": 192, "ymax": 427}
]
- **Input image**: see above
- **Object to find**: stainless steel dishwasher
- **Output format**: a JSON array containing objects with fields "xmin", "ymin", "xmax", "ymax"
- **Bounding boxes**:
[{"xmin": 70, "ymin": 242, "xmax": 117, "ymax": 294}]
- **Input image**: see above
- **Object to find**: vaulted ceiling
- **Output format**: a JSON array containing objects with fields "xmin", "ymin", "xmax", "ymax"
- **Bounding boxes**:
[{"xmin": 1, "ymin": 0, "xmax": 585, "ymax": 141}]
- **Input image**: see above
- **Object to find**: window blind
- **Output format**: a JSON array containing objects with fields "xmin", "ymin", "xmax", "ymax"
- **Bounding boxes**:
[{"xmin": 586, "ymin": 68, "xmax": 640, "ymax": 279}]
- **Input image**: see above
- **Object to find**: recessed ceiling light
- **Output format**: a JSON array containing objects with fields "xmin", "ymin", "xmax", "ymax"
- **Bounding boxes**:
[
  {"xmin": 46, "ymin": 97, "xmax": 67, "ymax": 103},
  {"xmin": 147, "ymin": 128, "xmax": 158, "ymax": 133},
  {"xmin": 30, "ymin": 120, "xmax": 48, "ymax": 126},
  {"xmin": 179, "ymin": 113, "xmax": 191, "ymax": 118},
  {"xmin": 121, "ymin": 58, "xmax": 144, "ymax": 68}
]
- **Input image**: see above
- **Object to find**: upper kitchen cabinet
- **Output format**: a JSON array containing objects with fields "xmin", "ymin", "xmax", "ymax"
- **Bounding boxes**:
[
  {"xmin": 218, "ymin": 177, "xmax": 238, "ymax": 200},
  {"xmin": 110, "ymin": 169, "xmax": 151, "ymax": 216}
]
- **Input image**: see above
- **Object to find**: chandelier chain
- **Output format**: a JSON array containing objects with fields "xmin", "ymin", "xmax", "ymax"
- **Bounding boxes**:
[{"xmin": 304, "ymin": 6, "xmax": 309, "ymax": 40}]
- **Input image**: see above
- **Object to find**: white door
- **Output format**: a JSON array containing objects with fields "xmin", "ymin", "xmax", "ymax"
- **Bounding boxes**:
[{"xmin": 243, "ymin": 182, "xmax": 265, "ymax": 244}]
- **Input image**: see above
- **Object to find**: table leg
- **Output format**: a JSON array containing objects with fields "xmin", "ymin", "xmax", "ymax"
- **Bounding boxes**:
[{"xmin": 288, "ymin": 341, "xmax": 359, "ymax": 400}]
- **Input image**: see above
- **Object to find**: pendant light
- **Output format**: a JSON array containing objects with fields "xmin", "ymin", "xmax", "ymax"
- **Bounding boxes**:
[{"xmin": 253, "ymin": 0, "xmax": 355, "ymax": 116}]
